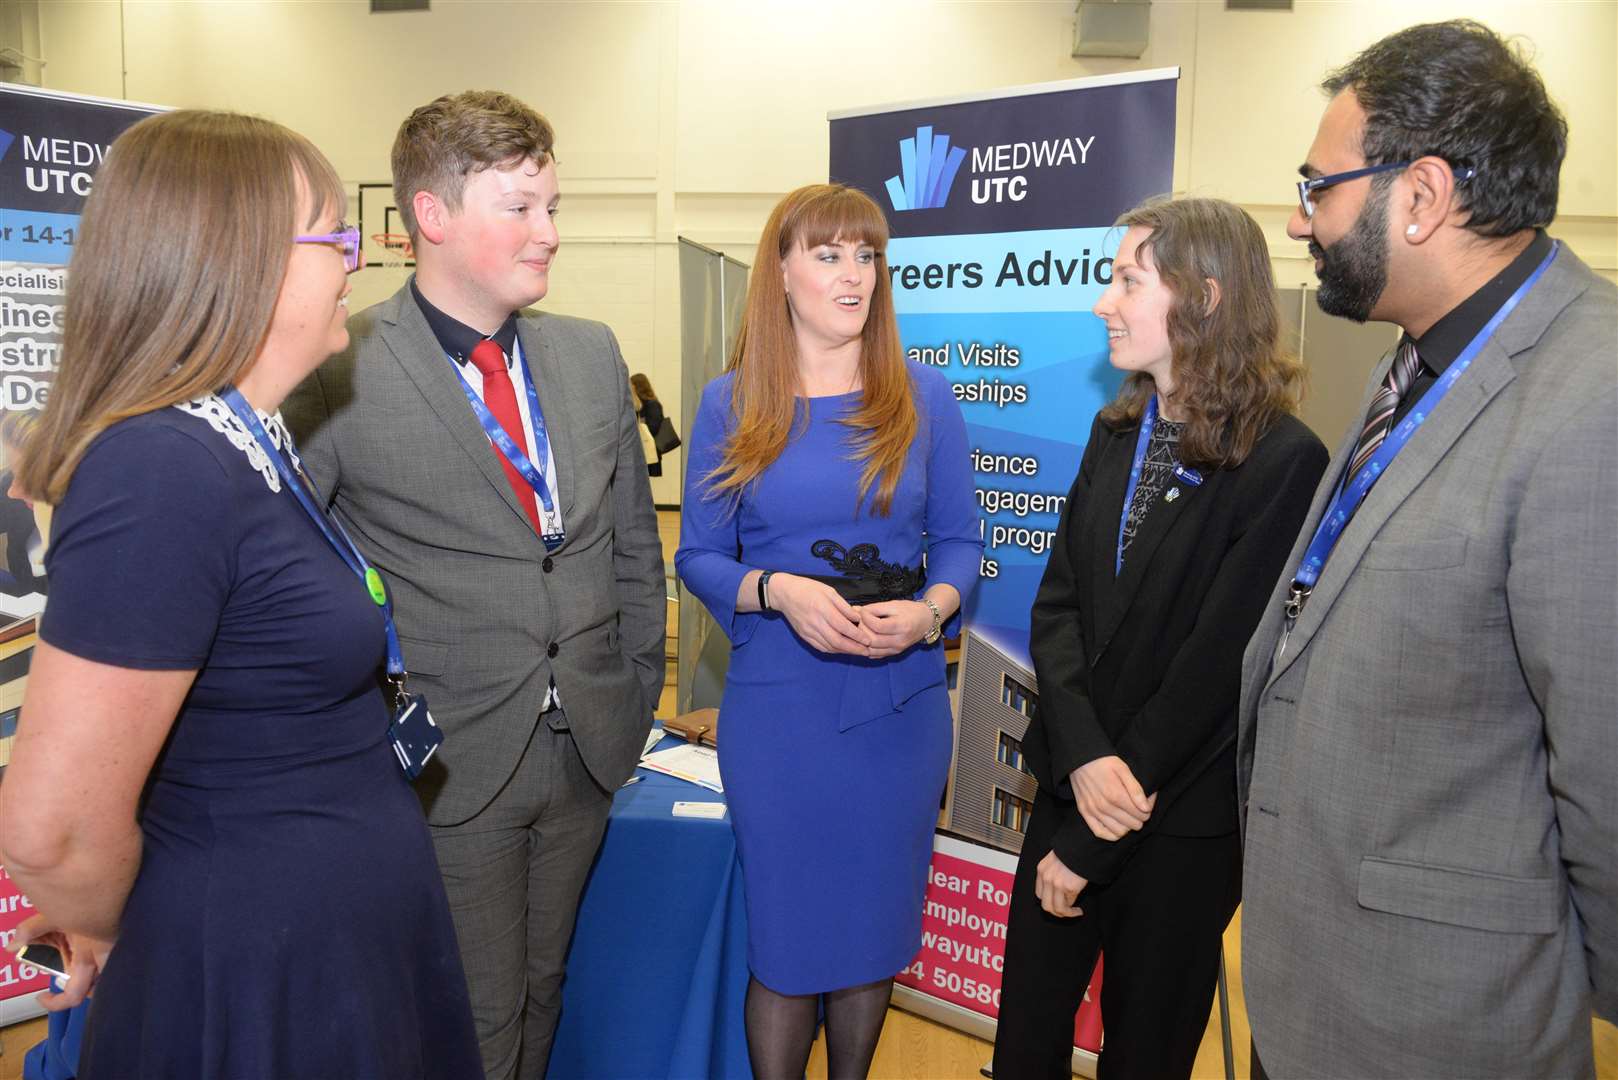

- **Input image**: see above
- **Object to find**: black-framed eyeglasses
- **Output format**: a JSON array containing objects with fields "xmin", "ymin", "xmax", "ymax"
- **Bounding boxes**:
[
  {"xmin": 1295, "ymin": 162, "xmax": 1478, "ymax": 218},
  {"xmin": 294, "ymin": 223, "xmax": 364, "ymax": 273}
]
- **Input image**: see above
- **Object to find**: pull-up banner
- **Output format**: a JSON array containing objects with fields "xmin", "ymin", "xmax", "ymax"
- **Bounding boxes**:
[
  {"xmin": 829, "ymin": 70, "xmax": 1178, "ymax": 1066},
  {"xmin": 0, "ymin": 82, "xmax": 162, "ymax": 1026},
  {"xmin": 831, "ymin": 69, "xmax": 1177, "ymax": 663}
]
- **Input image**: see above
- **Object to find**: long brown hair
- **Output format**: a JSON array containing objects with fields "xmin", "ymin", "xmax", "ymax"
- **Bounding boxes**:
[
  {"xmin": 707, "ymin": 184, "xmax": 916, "ymax": 515},
  {"xmin": 1099, "ymin": 197, "xmax": 1304, "ymax": 470},
  {"xmin": 20, "ymin": 110, "xmax": 344, "ymax": 504}
]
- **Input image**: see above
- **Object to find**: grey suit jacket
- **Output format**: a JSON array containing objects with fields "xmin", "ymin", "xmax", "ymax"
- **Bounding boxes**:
[
  {"xmin": 1237, "ymin": 245, "xmax": 1617, "ymax": 1078},
  {"xmin": 284, "ymin": 284, "xmax": 664, "ymax": 826}
]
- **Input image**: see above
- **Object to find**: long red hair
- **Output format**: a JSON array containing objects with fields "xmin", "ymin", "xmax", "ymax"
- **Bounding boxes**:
[{"xmin": 707, "ymin": 184, "xmax": 916, "ymax": 515}]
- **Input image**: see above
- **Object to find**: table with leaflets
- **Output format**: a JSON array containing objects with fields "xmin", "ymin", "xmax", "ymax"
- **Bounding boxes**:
[{"xmin": 546, "ymin": 730, "xmax": 750, "ymax": 1079}]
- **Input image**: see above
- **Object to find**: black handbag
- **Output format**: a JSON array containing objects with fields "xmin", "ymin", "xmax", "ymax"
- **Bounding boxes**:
[{"xmin": 653, "ymin": 416, "xmax": 682, "ymax": 454}]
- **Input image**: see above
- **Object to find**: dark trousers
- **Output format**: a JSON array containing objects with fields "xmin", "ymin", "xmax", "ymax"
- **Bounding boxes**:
[{"xmin": 992, "ymin": 790, "xmax": 1241, "ymax": 1080}]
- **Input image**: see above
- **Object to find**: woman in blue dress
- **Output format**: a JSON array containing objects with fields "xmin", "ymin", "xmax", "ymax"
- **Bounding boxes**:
[
  {"xmin": 0, "ymin": 111, "xmax": 480, "ymax": 1078},
  {"xmin": 677, "ymin": 184, "xmax": 982, "ymax": 1079}
]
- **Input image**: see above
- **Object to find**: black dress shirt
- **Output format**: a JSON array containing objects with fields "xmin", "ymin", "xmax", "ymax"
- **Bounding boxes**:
[
  {"xmin": 410, "ymin": 277, "xmax": 518, "ymax": 364},
  {"xmin": 1389, "ymin": 229, "xmax": 1553, "ymax": 430}
]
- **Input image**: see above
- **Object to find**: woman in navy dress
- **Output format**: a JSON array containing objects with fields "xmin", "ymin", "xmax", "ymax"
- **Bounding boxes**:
[
  {"xmin": 0, "ymin": 111, "xmax": 480, "ymax": 1079},
  {"xmin": 677, "ymin": 184, "xmax": 981, "ymax": 1079}
]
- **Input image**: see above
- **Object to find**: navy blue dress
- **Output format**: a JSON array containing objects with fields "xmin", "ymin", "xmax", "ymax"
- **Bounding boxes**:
[
  {"xmin": 676, "ymin": 365, "xmax": 982, "ymax": 994},
  {"xmin": 40, "ymin": 405, "xmax": 480, "ymax": 1079}
]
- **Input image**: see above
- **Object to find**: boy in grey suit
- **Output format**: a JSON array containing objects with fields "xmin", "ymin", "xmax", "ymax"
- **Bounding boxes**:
[
  {"xmin": 1238, "ymin": 21, "xmax": 1616, "ymax": 1078},
  {"xmin": 285, "ymin": 91, "xmax": 664, "ymax": 1080}
]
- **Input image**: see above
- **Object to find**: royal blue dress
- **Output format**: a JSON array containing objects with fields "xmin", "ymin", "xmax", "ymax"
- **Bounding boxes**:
[
  {"xmin": 39, "ymin": 404, "xmax": 480, "ymax": 1079},
  {"xmin": 676, "ymin": 364, "xmax": 982, "ymax": 994}
]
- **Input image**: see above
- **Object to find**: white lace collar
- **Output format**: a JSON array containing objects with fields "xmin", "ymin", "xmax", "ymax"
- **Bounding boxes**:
[{"xmin": 171, "ymin": 393, "xmax": 301, "ymax": 493}]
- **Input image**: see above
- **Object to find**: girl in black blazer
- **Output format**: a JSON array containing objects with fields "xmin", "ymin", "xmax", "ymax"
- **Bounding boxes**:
[{"xmin": 992, "ymin": 198, "xmax": 1328, "ymax": 1079}]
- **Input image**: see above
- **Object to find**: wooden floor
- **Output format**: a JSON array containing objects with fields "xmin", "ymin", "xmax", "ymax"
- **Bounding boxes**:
[
  {"xmin": 0, "ymin": 1018, "xmax": 43, "ymax": 1080},
  {"xmin": 3, "ymin": 979, "xmax": 1616, "ymax": 1079},
  {"xmin": 808, "ymin": 915, "xmax": 1252, "ymax": 1080},
  {"xmin": 3, "ymin": 510, "xmax": 1614, "ymax": 1079}
]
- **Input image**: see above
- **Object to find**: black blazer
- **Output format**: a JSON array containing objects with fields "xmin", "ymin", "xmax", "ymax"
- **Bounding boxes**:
[
  {"xmin": 1023, "ymin": 409, "xmax": 1327, "ymax": 884},
  {"xmin": 639, "ymin": 399, "xmax": 665, "ymax": 476},
  {"xmin": 639, "ymin": 399, "xmax": 666, "ymax": 442}
]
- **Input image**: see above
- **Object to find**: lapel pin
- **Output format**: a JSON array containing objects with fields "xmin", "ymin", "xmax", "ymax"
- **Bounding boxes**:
[{"xmin": 1165, "ymin": 487, "xmax": 1180, "ymax": 502}]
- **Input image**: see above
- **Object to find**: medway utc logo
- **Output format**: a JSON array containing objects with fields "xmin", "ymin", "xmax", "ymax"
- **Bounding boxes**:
[{"xmin": 885, "ymin": 125, "xmax": 966, "ymax": 212}]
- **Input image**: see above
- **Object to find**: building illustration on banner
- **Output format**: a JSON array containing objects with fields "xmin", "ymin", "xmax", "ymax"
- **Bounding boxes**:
[
  {"xmin": 944, "ymin": 628, "xmax": 1038, "ymax": 855},
  {"xmin": 885, "ymin": 125, "xmax": 967, "ymax": 212}
]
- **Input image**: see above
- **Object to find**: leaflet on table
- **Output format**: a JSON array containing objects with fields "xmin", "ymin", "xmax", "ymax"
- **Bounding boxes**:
[
  {"xmin": 639, "ymin": 744, "xmax": 723, "ymax": 793},
  {"xmin": 672, "ymin": 801, "xmax": 727, "ymax": 820}
]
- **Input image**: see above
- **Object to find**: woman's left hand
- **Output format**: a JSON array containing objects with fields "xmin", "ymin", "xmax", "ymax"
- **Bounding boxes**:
[
  {"xmin": 8, "ymin": 915, "xmax": 114, "ymax": 1010},
  {"xmin": 859, "ymin": 600, "xmax": 933, "ymax": 659},
  {"xmin": 1034, "ymin": 850, "xmax": 1088, "ymax": 918}
]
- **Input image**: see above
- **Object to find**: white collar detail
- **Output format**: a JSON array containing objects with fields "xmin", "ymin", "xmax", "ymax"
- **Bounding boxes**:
[{"xmin": 172, "ymin": 393, "xmax": 301, "ymax": 493}]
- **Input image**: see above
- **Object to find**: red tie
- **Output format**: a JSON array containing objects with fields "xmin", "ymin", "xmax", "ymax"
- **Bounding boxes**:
[{"xmin": 468, "ymin": 339, "xmax": 542, "ymax": 532}]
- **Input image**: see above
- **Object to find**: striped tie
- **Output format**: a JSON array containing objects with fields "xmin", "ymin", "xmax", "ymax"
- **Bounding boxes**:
[{"xmin": 1347, "ymin": 340, "xmax": 1422, "ymax": 477}]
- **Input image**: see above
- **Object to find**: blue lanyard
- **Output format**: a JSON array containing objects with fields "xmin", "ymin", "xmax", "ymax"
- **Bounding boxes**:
[
  {"xmin": 445, "ymin": 339, "xmax": 560, "ymax": 527},
  {"xmin": 1291, "ymin": 241, "xmax": 1559, "ymax": 596},
  {"xmin": 1115, "ymin": 395, "xmax": 1201, "ymax": 575},
  {"xmin": 218, "ymin": 388, "xmax": 406, "ymax": 688}
]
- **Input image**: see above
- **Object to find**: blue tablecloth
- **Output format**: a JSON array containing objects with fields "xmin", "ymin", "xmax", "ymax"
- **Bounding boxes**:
[
  {"xmin": 22, "ymin": 996, "xmax": 83, "ymax": 1080},
  {"xmin": 546, "ymin": 736, "xmax": 752, "ymax": 1079},
  {"xmin": 22, "ymin": 737, "xmax": 752, "ymax": 1080}
]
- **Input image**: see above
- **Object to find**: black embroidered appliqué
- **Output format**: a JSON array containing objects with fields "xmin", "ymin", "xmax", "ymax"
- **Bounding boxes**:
[{"xmin": 810, "ymin": 540, "xmax": 925, "ymax": 600}]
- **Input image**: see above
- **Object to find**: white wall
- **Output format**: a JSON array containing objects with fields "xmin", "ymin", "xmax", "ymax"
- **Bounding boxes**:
[{"xmin": 27, "ymin": 0, "xmax": 1618, "ymax": 504}]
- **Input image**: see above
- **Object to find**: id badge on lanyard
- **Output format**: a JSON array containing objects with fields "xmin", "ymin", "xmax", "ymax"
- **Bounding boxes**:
[{"xmin": 219, "ymin": 388, "xmax": 444, "ymax": 780}]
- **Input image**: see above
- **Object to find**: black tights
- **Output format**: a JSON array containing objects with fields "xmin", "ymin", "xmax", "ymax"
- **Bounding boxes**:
[{"xmin": 744, "ymin": 975, "xmax": 893, "ymax": 1080}]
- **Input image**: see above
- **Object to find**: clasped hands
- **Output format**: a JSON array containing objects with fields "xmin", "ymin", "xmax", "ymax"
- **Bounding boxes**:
[
  {"xmin": 769, "ymin": 573, "xmax": 930, "ymax": 659},
  {"xmin": 1070, "ymin": 754, "xmax": 1155, "ymax": 841},
  {"xmin": 1034, "ymin": 756, "xmax": 1156, "ymax": 919}
]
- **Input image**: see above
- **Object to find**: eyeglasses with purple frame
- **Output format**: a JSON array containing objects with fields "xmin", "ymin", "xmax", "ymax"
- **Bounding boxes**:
[{"xmin": 294, "ymin": 223, "xmax": 364, "ymax": 273}]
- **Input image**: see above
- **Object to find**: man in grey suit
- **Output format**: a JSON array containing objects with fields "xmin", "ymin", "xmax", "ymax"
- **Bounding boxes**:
[
  {"xmin": 285, "ymin": 91, "xmax": 664, "ymax": 1080},
  {"xmin": 1238, "ymin": 21, "xmax": 1616, "ymax": 1078}
]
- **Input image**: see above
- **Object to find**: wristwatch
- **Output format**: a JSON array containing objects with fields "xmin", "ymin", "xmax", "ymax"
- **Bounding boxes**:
[{"xmin": 922, "ymin": 597, "xmax": 943, "ymax": 645}]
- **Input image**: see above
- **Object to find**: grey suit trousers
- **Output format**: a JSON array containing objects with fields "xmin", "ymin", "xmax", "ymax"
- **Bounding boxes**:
[{"xmin": 429, "ymin": 708, "xmax": 611, "ymax": 1080}]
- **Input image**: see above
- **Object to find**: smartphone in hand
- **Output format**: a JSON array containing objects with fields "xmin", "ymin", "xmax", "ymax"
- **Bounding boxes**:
[{"xmin": 18, "ymin": 943, "xmax": 71, "ymax": 981}]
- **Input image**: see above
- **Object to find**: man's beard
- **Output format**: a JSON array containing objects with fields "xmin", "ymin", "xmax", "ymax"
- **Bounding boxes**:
[{"xmin": 1312, "ymin": 182, "xmax": 1392, "ymax": 323}]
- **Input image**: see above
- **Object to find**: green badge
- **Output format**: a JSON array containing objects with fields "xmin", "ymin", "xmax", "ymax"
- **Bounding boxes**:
[{"xmin": 365, "ymin": 567, "xmax": 387, "ymax": 606}]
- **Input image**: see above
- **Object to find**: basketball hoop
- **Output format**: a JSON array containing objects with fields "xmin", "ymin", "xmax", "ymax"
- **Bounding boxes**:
[{"xmin": 370, "ymin": 232, "xmax": 415, "ymax": 269}]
